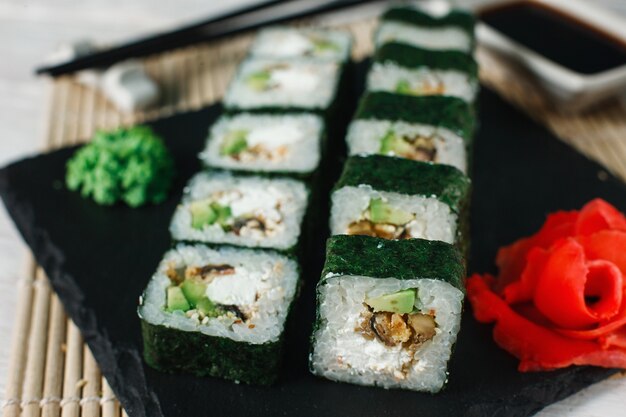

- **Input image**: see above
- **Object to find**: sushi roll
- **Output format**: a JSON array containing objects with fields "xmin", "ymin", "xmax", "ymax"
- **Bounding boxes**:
[
  {"xmin": 345, "ymin": 92, "xmax": 475, "ymax": 174},
  {"xmin": 329, "ymin": 155, "xmax": 470, "ymax": 245},
  {"xmin": 170, "ymin": 172, "xmax": 309, "ymax": 251},
  {"xmin": 249, "ymin": 26, "xmax": 352, "ymax": 62},
  {"xmin": 199, "ymin": 113, "xmax": 325, "ymax": 177},
  {"xmin": 223, "ymin": 57, "xmax": 343, "ymax": 112},
  {"xmin": 139, "ymin": 244, "xmax": 299, "ymax": 385},
  {"xmin": 375, "ymin": 6, "xmax": 475, "ymax": 53},
  {"xmin": 310, "ymin": 235, "xmax": 465, "ymax": 392},
  {"xmin": 367, "ymin": 42, "xmax": 478, "ymax": 103}
]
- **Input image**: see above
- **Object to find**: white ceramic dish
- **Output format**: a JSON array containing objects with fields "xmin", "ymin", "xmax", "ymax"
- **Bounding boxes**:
[{"xmin": 475, "ymin": 0, "xmax": 626, "ymax": 112}]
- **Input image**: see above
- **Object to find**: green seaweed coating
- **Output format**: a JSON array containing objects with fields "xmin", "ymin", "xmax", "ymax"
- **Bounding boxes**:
[
  {"xmin": 65, "ymin": 126, "xmax": 174, "ymax": 207},
  {"xmin": 320, "ymin": 235, "xmax": 465, "ymax": 292},
  {"xmin": 141, "ymin": 320, "xmax": 282, "ymax": 385},
  {"xmin": 381, "ymin": 6, "xmax": 476, "ymax": 35},
  {"xmin": 374, "ymin": 42, "xmax": 478, "ymax": 78},
  {"xmin": 334, "ymin": 155, "xmax": 470, "ymax": 215},
  {"xmin": 355, "ymin": 92, "xmax": 476, "ymax": 142}
]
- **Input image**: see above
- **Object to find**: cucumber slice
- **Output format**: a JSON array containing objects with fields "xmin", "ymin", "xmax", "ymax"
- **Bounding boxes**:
[
  {"xmin": 365, "ymin": 289, "xmax": 416, "ymax": 314},
  {"xmin": 181, "ymin": 280, "xmax": 208, "ymax": 307},
  {"xmin": 166, "ymin": 286, "xmax": 190, "ymax": 312},
  {"xmin": 369, "ymin": 198, "xmax": 414, "ymax": 225},
  {"xmin": 190, "ymin": 199, "xmax": 218, "ymax": 230},
  {"xmin": 395, "ymin": 79, "xmax": 412, "ymax": 95},
  {"xmin": 220, "ymin": 130, "xmax": 248, "ymax": 156},
  {"xmin": 196, "ymin": 297, "xmax": 222, "ymax": 318},
  {"xmin": 211, "ymin": 203, "xmax": 232, "ymax": 226},
  {"xmin": 379, "ymin": 130, "xmax": 414, "ymax": 155},
  {"xmin": 246, "ymin": 70, "xmax": 271, "ymax": 91},
  {"xmin": 312, "ymin": 38, "xmax": 339, "ymax": 53}
]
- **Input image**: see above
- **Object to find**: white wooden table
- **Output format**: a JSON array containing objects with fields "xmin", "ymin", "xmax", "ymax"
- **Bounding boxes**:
[{"xmin": 0, "ymin": 1, "xmax": 625, "ymax": 416}]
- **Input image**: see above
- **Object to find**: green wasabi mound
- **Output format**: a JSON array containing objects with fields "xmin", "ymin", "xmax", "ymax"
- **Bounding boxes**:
[{"xmin": 66, "ymin": 126, "xmax": 174, "ymax": 207}]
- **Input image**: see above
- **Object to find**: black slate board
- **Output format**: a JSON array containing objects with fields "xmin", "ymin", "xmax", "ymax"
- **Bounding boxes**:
[{"xmin": 0, "ymin": 88, "xmax": 623, "ymax": 417}]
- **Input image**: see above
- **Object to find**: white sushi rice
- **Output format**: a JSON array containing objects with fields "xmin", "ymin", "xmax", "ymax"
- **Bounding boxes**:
[
  {"xmin": 223, "ymin": 57, "xmax": 342, "ymax": 110},
  {"xmin": 249, "ymin": 26, "xmax": 352, "ymax": 61},
  {"xmin": 199, "ymin": 113, "xmax": 324, "ymax": 174},
  {"xmin": 367, "ymin": 62, "xmax": 478, "ymax": 103},
  {"xmin": 170, "ymin": 172, "xmax": 308, "ymax": 250},
  {"xmin": 311, "ymin": 275, "xmax": 464, "ymax": 392},
  {"xmin": 346, "ymin": 119, "xmax": 467, "ymax": 174},
  {"xmin": 138, "ymin": 244, "xmax": 299, "ymax": 344},
  {"xmin": 330, "ymin": 185, "xmax": 457, "ymax": 244},
  {"xmin": 375, "ymin": 21, "xmax": 472, "ymax": 53}
]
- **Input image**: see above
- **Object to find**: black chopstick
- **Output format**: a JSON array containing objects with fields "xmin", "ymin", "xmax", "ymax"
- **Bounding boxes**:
[{"xmin": 36, "ymin": 0, "xmax": 383, "ymax": 77}]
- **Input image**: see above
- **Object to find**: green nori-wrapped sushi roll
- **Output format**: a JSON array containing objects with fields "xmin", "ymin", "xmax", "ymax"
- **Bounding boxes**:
[
  {"xmin": 355, "ymin": 92, "xmax": 475, "ymax": 142},
  {"xmin": 139, "ymin": 244, "xmax": 300, "ymax": 385},
  {"xmin": 346, "ymin": 92, "xmax": 475, "ymax": 173},
  {"xmin": 169, "ymin": 171, "xmax": 309, "ymax": 252},
  {"xmin": 375, "ymin": 6, "xmax": 476, "ymax": 53},
  {"xmin": 368, "ymin": 42, "xmax": 478, "ymax": 103},
  {"xmin": 330, "ymin": 155, "xmax": 470, "ymax": 247},
  {"xmin": 223, "ymin": 56, "xmax": 344, "ymax": 113},
  {"xmin": 382, "ymin": 6, "xmax": 475, "ymax": 34},
  {"xmin": 374, "ymin": 42, "xmax": 478, "ymax": 77},
  {"xmin": 310, "ymin": 235, "xmax": 465, "ymax": 392},
  {"xmin": 199, "ymin": 112, "xmax": 326, "ymax": 178},
  {"xmin": 248, "ymin": 26, "xmax": 353, "ymax": 62}
]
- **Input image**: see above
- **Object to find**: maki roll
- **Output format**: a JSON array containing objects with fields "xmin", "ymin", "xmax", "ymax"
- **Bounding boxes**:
[
  {"xmin": 375, "ymin": 6, "xmax": 475, "ymax": 53},
  {"xmin": 345, "ymin": 92, "xmax": 475, "ymax": 173},
  {"xmin": 367, "ymin": 43, "xmax": 478, "ymax": 103},
  {"xmin": 199, "ymin": 113, "xmax": 324, "ymax": 177},
  {"xmin": 223, "ymin": 57, "xmax": 343, "ymax": 112},
  {"xmin": 249, "ymin": 26, "xmax": 352, "ymax": 62},
  {"xmin": 329, "ymin": 155, "xmax": 470, "ymax": 244},
  {"xmin": 310, "ymin": 235, "xmax": 465, "ymax": 392},
  {"xmin": 139, "ymin": 244, "xmax": 299, "ymax": 384},
  {"xmin": 170, "ymin": 172, "xmax": 308, "ymax": 251}
]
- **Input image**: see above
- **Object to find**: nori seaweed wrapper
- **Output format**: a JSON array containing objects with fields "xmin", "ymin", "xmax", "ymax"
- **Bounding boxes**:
[
  {"xmin": 374, "ymin": 42, "xmax": 478, "ymax": 78},
  {"xmin": 354, "ymin": 92, "xmax": 476, "ymax": 143},
  {"xmin": 141, "ymin": 321, "xmax": 283, "ymax": 385},
  {"xmin": 381, "ymin": 6, "xmax": 475, "ymax": 36},
  {"xmin": 334, "ymin": 155, "xmax": 470, "ymax": 215},
  {"xmin": 319, "ymin": 235, "xmax": 465, "ymax": 292}
]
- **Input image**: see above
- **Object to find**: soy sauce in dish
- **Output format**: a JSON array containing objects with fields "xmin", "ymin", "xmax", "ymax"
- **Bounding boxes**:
[{"xmin": 479, "ymin": 1, "xmax": 626, "ymax": 75}]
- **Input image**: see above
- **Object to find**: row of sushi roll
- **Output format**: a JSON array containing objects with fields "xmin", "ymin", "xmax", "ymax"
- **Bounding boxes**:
[
  {"xmin": 138, "ymin": 27, "xmax": 353, "ymax": 384},
  {"xmin": 310, "ymin": 4, "xmax": 478, "ymax": 393}
]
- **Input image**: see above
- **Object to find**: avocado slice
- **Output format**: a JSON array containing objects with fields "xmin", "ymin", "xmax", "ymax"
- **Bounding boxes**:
[
  {"xmin": 189, "ymin": 199, "xmax": 218, "ymax": 230},
  {"xmin": 365, "ymin": 289, "xmax": 416, "ymax": 314},
  {"xmin": 369, "ymin": 198, "xmax": 414, "ymax": 225},
  {"xmin": 212, "ymin": 203, "xmax": 232, "ymax": 226},
  {"xmin": 312, "ymin": 38, "xmax": 339, "ymax": 53},
  {"xmin": 166, "ymin": 286, "xmax": 190, "ymax": 312},
  {"xmin": 181, "ymin": 280, "xmax": 207, "ymax": 307},
  {"xmin": 220, "ymin": 130, "xmax": 248, "ymax": 156},
  {"xmin": 395, "ymin": 79, "xmax": 412, "ymax": 95},
  {"xmin": 379, "ymin": 130, "xmax": 414, "ymax": 156},
  {"xmin": 196, "ymin": 297, "xmax": 222, "ymax": 318},
  {"xmin": 246, "ymin": 70, "xmax": 271, "ymax": 91}
]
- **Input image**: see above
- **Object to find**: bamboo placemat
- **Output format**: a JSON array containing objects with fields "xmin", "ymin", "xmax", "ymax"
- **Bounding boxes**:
[{"xmin": 3, "ymin": 16, "xmax": 626, "ymax": 417}]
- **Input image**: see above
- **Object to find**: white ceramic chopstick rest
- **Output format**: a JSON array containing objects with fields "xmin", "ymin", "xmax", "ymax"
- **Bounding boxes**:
[
  {"xmin": 45, "ymin": 41, "xmax": 160, "ymax": 112},
  {"xmin": 101, "ymin": 60, "xmax": 160, "ymax": 112}
]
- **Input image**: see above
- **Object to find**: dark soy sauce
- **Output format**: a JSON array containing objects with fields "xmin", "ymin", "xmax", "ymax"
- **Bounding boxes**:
[{"xmin": 480, "ymin": 1, "xmax": 626, "ymax": 75}]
